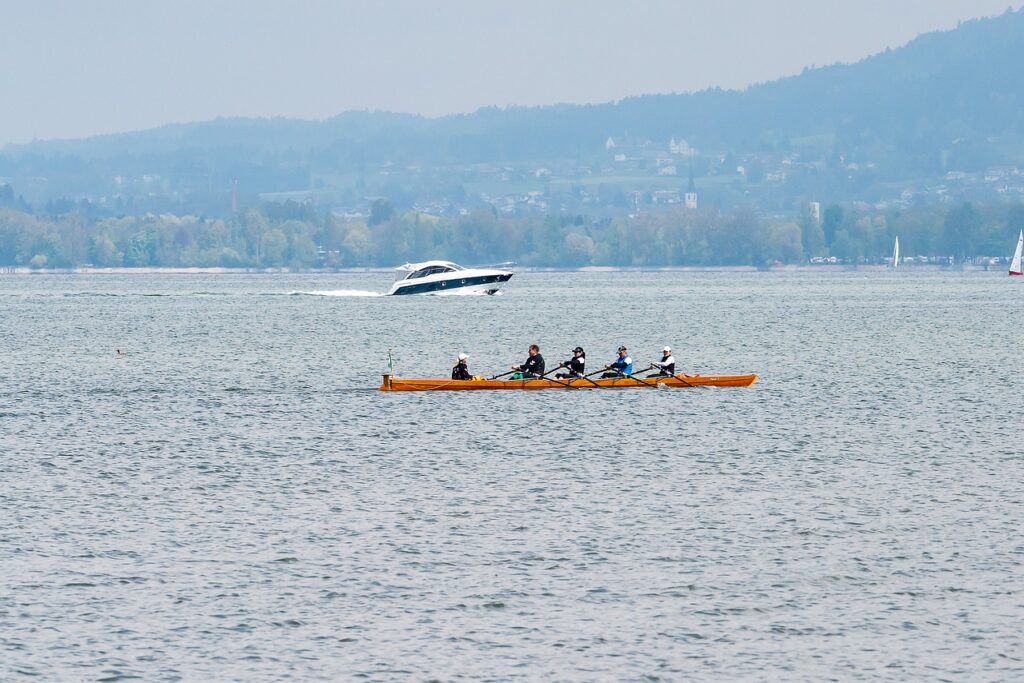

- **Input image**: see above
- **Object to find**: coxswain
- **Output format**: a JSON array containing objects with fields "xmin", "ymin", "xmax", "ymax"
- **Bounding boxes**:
[
  {"xmin": 512, "ymin": 344, "xmax": 545, "ymax": 379},
  {"xmin": 556, "ymin": 346, "xmax": 586, "ymax": 378},
  {"xmin": 651, "ymin": 346, "xmax": 676, "ymax": 376},
  {"xmin": 451, "ymin": 353, "xmax": 472, "ymax": 380},
  {"xmin": 602, "ymin": 346, "xmax": 633, "ymax": 378}
]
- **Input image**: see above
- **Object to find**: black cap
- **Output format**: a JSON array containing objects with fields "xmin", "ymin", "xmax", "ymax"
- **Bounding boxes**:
[
  {"xmin": 617, "ymin": 345, "xmax": 627, "ymax": 352},
  {"xmin": 572, "ymin": 346, "xmax": 584, "ymax": 354}
]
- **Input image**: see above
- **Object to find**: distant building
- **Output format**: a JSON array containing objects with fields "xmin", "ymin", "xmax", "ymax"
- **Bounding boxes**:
[
  {"xmin": 807, "ymin": 201, "xmax": 821, "ymax": 223},
  {"xmin": 670, "ymin": 137, "xmax": 698, "ymax": 157},
  {"xmin": 985, "ymin": 166, "xmax": 1020, "ymax": 182},
  {"xmin": 684, "ymin": 166, "xmax": 697, "ymax": 209},
  {"xmin": 658, "ymin": 165, "xmax": 678, "ymax": 176}
]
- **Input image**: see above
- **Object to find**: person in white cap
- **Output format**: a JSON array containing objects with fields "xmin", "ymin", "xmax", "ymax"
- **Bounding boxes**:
[
  {"xmin": 451, "ymin": 352, "xmax": 472, "ymax": 380},
  {"xmin": 651, "ymin": 346, "xmax": 676, "ymax": 376}
]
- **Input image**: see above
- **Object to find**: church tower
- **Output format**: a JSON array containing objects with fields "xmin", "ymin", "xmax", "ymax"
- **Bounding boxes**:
[{"xmin": 684, "ymin": 166, "xmax": 697, "ymax": 209}]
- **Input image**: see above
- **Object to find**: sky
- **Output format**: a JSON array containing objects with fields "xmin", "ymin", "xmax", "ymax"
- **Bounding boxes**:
[{"xmin": 1, "ymin": 0, "xmax": 1022, "ymax": 145}]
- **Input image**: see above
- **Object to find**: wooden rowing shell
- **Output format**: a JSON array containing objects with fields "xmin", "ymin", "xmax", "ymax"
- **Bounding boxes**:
[{"xmin": 380, "ymin": 373, "xmax": 757, "ymax": 391}]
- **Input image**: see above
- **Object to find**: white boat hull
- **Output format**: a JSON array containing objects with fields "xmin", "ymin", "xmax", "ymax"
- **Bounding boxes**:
[
  {"xmin": 387, "ymin": 268, "xmax": 513, "ymax": 296},
  {"xmin": 392, "ymin": 279, "xmax": 509, "ymax": 296}
]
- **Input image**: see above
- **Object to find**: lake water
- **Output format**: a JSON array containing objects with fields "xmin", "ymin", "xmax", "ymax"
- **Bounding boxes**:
[{"xmin": 1, "ymin": 271, "xmax": 1022, "ymax": 681}]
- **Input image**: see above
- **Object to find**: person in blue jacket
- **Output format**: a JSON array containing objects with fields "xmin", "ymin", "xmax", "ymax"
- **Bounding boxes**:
[{"xmin": 602, "ymin": 346, "xmax": 633, "ymax": 378}]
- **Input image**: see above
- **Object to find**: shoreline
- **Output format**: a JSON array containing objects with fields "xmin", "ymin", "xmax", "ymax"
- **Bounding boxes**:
[{"xmin": 0, "ymin": 264, "xmax": 1000, "ymax": 274}]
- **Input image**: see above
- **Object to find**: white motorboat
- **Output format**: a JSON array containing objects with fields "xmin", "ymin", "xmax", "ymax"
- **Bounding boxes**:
[{"xmin": 387, "ymin": 260, "xmax": 513, "ymax": 296}]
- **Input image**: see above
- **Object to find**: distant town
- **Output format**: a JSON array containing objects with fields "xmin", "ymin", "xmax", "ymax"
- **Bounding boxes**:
[{"xmin": 3, "ymin": 9, "xmax": 1024, "ymax": 269}]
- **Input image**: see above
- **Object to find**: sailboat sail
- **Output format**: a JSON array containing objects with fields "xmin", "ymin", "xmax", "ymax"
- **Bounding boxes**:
[
  {"xmin": 892, "ymin": 237, "xmax": 900, "ymax": 269},
  {"xmin": 1011, "ymin": 230, "xmax": 1023, "ymax": 276}
]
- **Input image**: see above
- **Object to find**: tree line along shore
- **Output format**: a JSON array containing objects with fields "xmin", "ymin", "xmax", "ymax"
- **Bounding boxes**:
[{"xmin": 0, "ymin": 197, "xmax": 1021, "ymax": 270}]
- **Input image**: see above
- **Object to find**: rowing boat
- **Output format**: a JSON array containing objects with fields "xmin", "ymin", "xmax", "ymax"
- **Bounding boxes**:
[{"xmin": 380, "ymin": 373, "xmax": 757, "ymax": 391}]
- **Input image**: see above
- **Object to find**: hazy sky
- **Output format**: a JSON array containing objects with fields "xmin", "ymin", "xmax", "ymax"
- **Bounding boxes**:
[{"xmin": 1, "ymin": 0, "xmax": 1021, "ymax": 145}]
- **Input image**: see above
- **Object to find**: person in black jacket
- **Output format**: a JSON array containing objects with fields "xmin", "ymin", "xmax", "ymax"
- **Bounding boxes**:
[
  {"xmin": 512, "ymin": 344, "xmax": 545, "ymax": 379},
  {"xmin": 451, "ymin": 353, "xmax": 472, "ymax": 380},
  {"xmin": 556, "ymin": 346, "xmax": 586, "ymax": 378},
  {"xmin": 651, "ymin": 346, "xmax": 676, "ymax": 376}
]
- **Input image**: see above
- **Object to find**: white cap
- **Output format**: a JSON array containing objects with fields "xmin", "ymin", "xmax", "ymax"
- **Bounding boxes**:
[
  {"xmin": 663, "ymin": 346, "xmax": 672, "ymax": 352},
  {"xmin": 458, "ymin": 353, "xmax": 468, "ymax": 361}
]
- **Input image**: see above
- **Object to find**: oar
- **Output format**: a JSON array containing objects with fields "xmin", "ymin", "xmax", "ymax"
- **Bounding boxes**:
[
  {"xmin": 488, "ymin": 369, "xmax": 518, "ymax": 380},
  {"xmin": 640, "ymin": 363, "xmax": 696, "ymax": 388},
  {"xmin": 672, "ymin": 372, "xmax": 697, "ymax": 388},
  {"xmin": 621, "ymin": 364, "xmax": 662, "ymax": 389},
  {"xmin": 593, "ymin": 364, "xmax": 661, "ymax": 389},
  {"xmin": 570, "ymin": 366, "xmax": 609, "ymax": 388},
  {"xmin": 491, "ymin": 366, "xmax": 561, "ymax": 383},
  {"xmin": 536, "ymin": 365, "xmax": 576, "ymax": 389},
  {"xmin": 554, "ymin": 365, "xmax": 631, "ymax": 389},
  {"xmin": 643, "ymin": 365, "xmax": 697, "ymax": 387},
  {"xmin": 638, "ymin": 364, "xmax": 672, "ymax": 379}
]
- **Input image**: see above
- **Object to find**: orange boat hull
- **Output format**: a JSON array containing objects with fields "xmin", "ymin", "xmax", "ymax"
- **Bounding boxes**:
[{"xmin": 380, "ymin": 373, "xmax": 757, "ymax": 391}]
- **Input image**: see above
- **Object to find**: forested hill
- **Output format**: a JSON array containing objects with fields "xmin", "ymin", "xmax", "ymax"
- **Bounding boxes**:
[
  {"xmin": 4, "ymin": 10, "xmax": 1024, "ymax": 270},
  {"xmin": 2, "ymin": 8, "xmax": 1024, "ymax": 216}
]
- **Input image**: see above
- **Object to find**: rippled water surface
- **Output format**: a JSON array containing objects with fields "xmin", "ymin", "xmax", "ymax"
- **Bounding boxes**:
[{"xmin": 2, "ymin": 271, "xmax": 1022, "ymax": 681}]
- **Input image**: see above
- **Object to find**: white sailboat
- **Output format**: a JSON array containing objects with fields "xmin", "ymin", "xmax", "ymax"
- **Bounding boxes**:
[
  {"xmin": 1010, "ymin": 230, "xmax": 1023, "ymax": 276},
  {"xmin": 892, "ymin": 236, "xmax": 900, "ymax": 269}
]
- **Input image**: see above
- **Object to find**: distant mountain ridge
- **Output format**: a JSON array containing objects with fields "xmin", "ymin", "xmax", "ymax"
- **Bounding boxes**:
[
  {"xmin": 2, "ymin": 9, "xmax": 1024, "ymax": 205},
  {"xmin": 7, "ymin": 10, "xmax": 1024, "ymax": 157}
]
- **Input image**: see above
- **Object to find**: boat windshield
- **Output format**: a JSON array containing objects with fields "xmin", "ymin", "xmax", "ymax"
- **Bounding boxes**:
[{"xmin": 405, "ymin": 264, "xmax": 460, "ymax": 279}]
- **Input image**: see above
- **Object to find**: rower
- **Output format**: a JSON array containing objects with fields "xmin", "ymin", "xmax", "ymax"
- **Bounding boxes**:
[
  {"xmin": 651, "ymin": 346, "xmax": 676, "ymax": 376},
  {"xmin": 451, "ymin": 353, "xmax": 472, "ymax": 380},
  {"xmin": 512, "ymin": 344, "xmax": 545, "ymax": 379},
  {"xmin": 556, "ymin": 346, "xmax": 586, "ymax": 378},
  {"xmin": 602, "ymin": 345, "xmax": 633, "ymax": 378}
]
